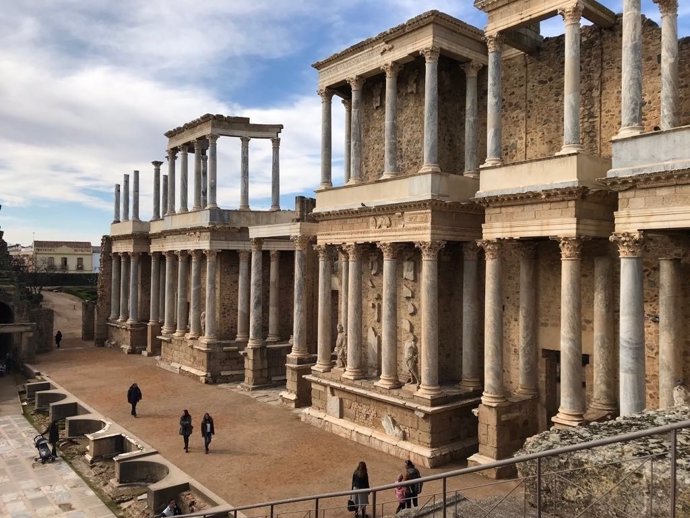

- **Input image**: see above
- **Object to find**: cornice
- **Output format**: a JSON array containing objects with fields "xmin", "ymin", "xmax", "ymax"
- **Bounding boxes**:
[
  {"xmin": 311, "ymin": 199, "xmax": 484, "ymax": 221},
  {"xmin": 147, "ymin": 224, "xmax": 242, "ymax": 240},
  {"xmin": 473, "ymin": 186, "xmax": 590, "ymax": 207},
  {"xmin": 165, "ymin": 113, "xmax": 250, "ymax": 138},
  {"xmin": 598, "ymin": 168, "xmax": 690, "ymax": 191}
]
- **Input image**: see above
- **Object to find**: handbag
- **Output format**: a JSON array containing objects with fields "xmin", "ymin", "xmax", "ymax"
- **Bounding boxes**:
[{"xmin": 347, "ymin": 499, "xmax": 356, "ymax": 512}]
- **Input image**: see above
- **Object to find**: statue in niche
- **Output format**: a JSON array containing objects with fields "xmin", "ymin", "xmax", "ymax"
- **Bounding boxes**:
[
  {"xmin": 373, "ymin": 83, "xmax": 382, "ymax": 109},
  {"xmin": 200, "ymin": 311, "xmax": 206, "ymax": 336},
  {"xmin": 404, "ymin": 333, "xmax": 419, "ymax": 387},
  {"xmin": 334, "ymin": 323, "xmax": 348, "ymax": 368},
  {"xmin": 369, "ymin": 254, "xmax": 379, "ymax": 275},
  {"xmin": 407, "ymin": 68, "xmax": 418, "ymax": 94}
]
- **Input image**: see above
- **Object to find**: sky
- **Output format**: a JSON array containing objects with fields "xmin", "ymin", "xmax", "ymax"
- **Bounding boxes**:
[{"xmin": 0, "ymin": 1, "xmax": 687, "ymax": 247}]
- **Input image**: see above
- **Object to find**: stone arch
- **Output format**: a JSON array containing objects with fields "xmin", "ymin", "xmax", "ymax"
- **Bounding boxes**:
[{"xmin": 0, "ymin": 301, "xmax": 13, "ymax": 356}]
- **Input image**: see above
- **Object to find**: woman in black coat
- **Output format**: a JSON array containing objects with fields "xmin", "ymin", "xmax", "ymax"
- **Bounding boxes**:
[
  {"xmin": 201, "ymin": 413, "xmax": 215, "ymax": 454},
  {"xmin": 351, "ymin": 461, "xmax": 370, "ymax": 518},
  {"xmin": 179, "ymin": 410, "xmax": 193, "ymax": 452}
]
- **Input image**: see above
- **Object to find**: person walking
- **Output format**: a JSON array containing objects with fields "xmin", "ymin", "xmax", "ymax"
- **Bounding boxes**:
[
  {"xmin": 404, "ymin": 460, "xmax": 422, "ymax": 508},
  {"xmin": 127, "ymin": 383, "xmax": 142, "ymax": 417},
  {"xmin": 179, "ymin": 409, "xmax": 193, "ymax": 452},
  {"xmin": 54, "ymin": 330, "xmax": 62, "ymax": 349},
  {"xmin": 42, "ymin": 420, "xmax": 60, "ymax": 458},
  {"xmin": 351, "ymin": 461, "xmax": 370, "ymax": 518},
  {"xmin": 201, "ymin": 413, "xmax": 215, "ymax": 454},
  {"xmin": 394, "ymin": 473, "xmax": 411, "ymax": 513}
]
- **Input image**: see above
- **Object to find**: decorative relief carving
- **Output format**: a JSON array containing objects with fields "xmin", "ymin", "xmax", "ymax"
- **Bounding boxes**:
[
  {"xmin": 404, "ymin": 333, "xmax": 420, "ymax": 387},
  {"xmin": 610, "ymin": 232, "xmax": 645, "ymax": 258},
  {"xmin": 401, "ymin": 319, "xmax": 412, "ymax": 332},
  {"xmin": 407, "ymin": 302, "xmax": 416, "ymax": 316},
  {"xmin": 416, "ymin": 240, "xmax": 446, "ymax": 260},
  {"xmin": 402, "ymin": 285, "xmax": 413, "ymax": 299},
  {"xmin": 291, "ymin": 234, "xmax": 312, "ymax": 251},
  {"xmin": 556, "ymin": 237, "xmax": 583, "ymax": 260},
  {"xmin": 559, "ymin": 1, "xmax": 584, "ymax": 24},
  {"xmin": 485, "ymin": 33, "xmax": 504, "ymax": 53},
  {"xmin": 369, "ymin": 215, "xmax": 392, "ymax": 229},
  {"xmin": 379, "ymin": 42, "xmax": 394, "ymax": 55},
  {"xmin": 477, "ymin": 239, "xmax": 501, "ymax": 260}
]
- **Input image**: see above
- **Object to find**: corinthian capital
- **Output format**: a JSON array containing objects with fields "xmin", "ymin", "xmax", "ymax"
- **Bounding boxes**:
[
  {"xmin": 462, "ymin": 241, "xmax": 480, "ymax": 260},
  {"xmin": 559, "ymin": 1, "xmax": 584, "ymax": 25},
  {"xmin": 342, "ymin": 243, "xmax": 363, "ymax": 261},
  {"xmin": 610, "ymin": 232, "xmax": 645, "ymax": 258},
  {"xmin": 477, "ymin": 239, "xmax": 501, "ymax": 260},
  {"xmin": 314, "ymin": 244, "xmax": 334, "ymax": 261},
  {"xmin": 381, "ymin": 62, "xmax": 401, "ymax": 78},
  {"xmin": 556, "ymin": 237, "xmax": 584, "ymax": 260},
  {"xmin": 291, "ymin": 234, "xmax": 312, "ymax": 251},
  {"xmin": 250, "ymin": 238, "xmax": 263, "ymax": 251},
  {"xmin": 485, "ymin": 33, "xmax": 504, "ymax": 53},
  {"xmin": 415, "ymin": 240, "xmax": 445, "ymax": 260},
  {"xmin": 420, "ymin": 46, "xmax": 440, "ymax": 63},
  {"xmin": 653, "ymin": 0, "xmax": 678, "ymax": 17},
  {"xmin": 462, "ymin": 61, "xmax": 483, "ymax": 78},
  {"xmin": 377, "ymin": 242, "xmax": 401, "ymax": 260},
  {"xmin": 317, "ymin": 87, "xmax": 334, "ymax": 101},
  {"xmin": 346, "ymin": 76, "xmax": 365, "ymax": 91}
]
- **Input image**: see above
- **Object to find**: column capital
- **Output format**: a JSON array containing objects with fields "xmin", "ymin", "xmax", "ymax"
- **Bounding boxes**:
[
  {"xmin": 517, "ymin": 241, "xmax": 538, "ymax": 260},
  {"xmin": 381, "ymin": 62, "xmax": 401, "ymax": 78},
  {"xmin": 346, "ymin": 76, "xmax": 365, "ymax": 91},
  {"xmin": 166, "ymin": 149, "xmax": 178, "ymax": 160},
  {"xmin": 477, "ymin": 239, "xmax": 502, "ymax": 259},
  {"xmin": 462, "ymin": 241, "xmax": 480, "ymax": 260},
  {"xmin": 190, "ymin": 249, "xmax": 203, "ymax": 260},
  {"xmin": 653, "ymin": 0, "xmax": 678, "ymax": 16},
  {"xmin": 152, "ymin": 160, "xmax": 163, "ymax": 167},
  {"xmin": 415, "ymin": 240, "xmax": 446, "ymax": 260},
  {"xmin": 555, "ymin": 236, "xmax": 584, "ymax": 259},
  {"xmin": 462, "ymin": 61, "xmax": 483, "ymax": 78},
  {"xmin": 250, "ymin": 238, "xmax": 263, "ymax": 251},
  {"xmin": 203, "ymin": 249, "xmax": 218, "ymax": 260},
  {"xmin": 314, "ymin": 244, "xmax": 335, "ymax": 261},
  {"xmin": 377, "ymin": 242, "xmax": 401, "ymax": 260},
  {"xmin": 291, "ymin": 234, "xmax": 312, "ymax": 251},
  {"xmin": 270, "ymin": 249, "xmax": 280, "ymax": 261},
  {"xmin": 240, "ymin": 136, "xmax": 251, "ymax": 145},
  {"xmin": 317, "ymin": 87, "xmax": 334, "ymax": 101},
  {"xmin": 610, "ymin": 232, "xmax": 645, "ymax": 258},
  {"xmin": 559, "ymin": 1, "xmax": 584, "ymax": 24},
  {"xmin": 164, "ymin": 250, "xmax": 175, "ymax": 259},
  {"xmin": 343, "ymin": 243, "xmax": 363, "ymax": 260},
  {"xmin": 342, "ymin": 99, "xmax": 352, "ymax": 110},
  {"xmin": 207, "ymin": 133, "xmax": 219, "ymax": 143},
  {"xmin": 271, "ymin": 136, "xmax": 280, "ymax": 148},
  {"xmin": 420, "ymin": 46, "xmax": 440, "ymax": 63},
  {"xmin": 174, "ymin": 250, "xmax": 188, "ymax": 258},
  {"xmin": 238, "ymin": 249, "xmax": 250, "ymax": 260},
  {"xmin": 485, "ymin": 32, "xmax": 504, "ymax": 53},
  {"xmin": 193, "ymin": 139, "xmax": 204, "ymax": 151}
]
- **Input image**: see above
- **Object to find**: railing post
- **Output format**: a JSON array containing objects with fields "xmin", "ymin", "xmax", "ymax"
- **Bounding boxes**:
[
  {"xmin": 372, "ymin": 489, "xmax": 377, "ymax": 518},
  {"xmin": 442, "ymin": 476, "xmax": 447, "ymax": 518},
  {"xmin": 315, "ymin": 497, "xmax": 319, "ymax": 518},
  {"xmin": 671, "ymin": 429, "xmax": 677, "ymax": 518},
  {"xmin": 537, "ymin": 457, "xmax": 542, "ymax": 518},
  {"xmin": 234, "ymin": 510, "xmax": 238, "ymax": 518},
  {"xmin": 270, "ymin": 503, "xmax": 275, "ymax": 518}
]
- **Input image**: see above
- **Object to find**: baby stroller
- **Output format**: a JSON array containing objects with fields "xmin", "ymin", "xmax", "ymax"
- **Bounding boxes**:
[{"xmin": 33, "ymin": 434, "xmax": 55, "ymax": 464}]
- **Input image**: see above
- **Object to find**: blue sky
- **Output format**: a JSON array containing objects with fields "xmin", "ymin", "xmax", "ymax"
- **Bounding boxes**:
[{"xmin": 0, "ymin": 0, "xmax": 687, "ymax": 246}]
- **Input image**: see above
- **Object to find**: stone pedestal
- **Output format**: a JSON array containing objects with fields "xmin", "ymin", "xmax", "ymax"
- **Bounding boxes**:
[
  {"xmin": 242, "ymin": 345, "xmax": 269, "ymax": 389},
  {"xmin": 120, "ymin": 322, "xmax": 147, "ymax": 355},
  {"xmin": 281, "ymin": 358, "xmax": 315, "ymax": 408},
  {"xmin": 145, "ymin": 322, "xmax": 162, "ymax": 357}
]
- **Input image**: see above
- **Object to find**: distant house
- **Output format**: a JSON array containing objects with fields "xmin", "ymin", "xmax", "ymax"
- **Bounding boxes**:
[
  {"xmin": 8, "ymin": 244, "xmax": 34, "ymax": 268},
  {"xmin": 33, "ymin": 241, "xmax": 93, "ymax": 273},
  {"xmin": 92, "ymin": 246, "xmax": 101, "ymax": 273}
]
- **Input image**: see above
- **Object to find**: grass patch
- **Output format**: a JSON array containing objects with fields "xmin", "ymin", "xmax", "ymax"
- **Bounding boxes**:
[{"xmin": 62, "ymin": 286, "xmax": 97, "ymax": 302}]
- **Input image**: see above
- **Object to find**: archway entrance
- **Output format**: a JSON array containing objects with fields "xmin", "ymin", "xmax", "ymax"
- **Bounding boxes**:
[{"xmin": 0, "ymin": 302, "xmax": 14, "ymax": 357}]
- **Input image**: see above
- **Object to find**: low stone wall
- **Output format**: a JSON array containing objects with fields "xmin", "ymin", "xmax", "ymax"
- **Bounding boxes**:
[{"xmin": 516, "ymin": 406, "xmax": 690, "ymax": 517}]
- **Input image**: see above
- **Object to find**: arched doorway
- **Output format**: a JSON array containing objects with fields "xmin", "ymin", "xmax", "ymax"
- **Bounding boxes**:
[{"xmin": 0, "ymin": 302, "xmax": 13, "ymax": 357}]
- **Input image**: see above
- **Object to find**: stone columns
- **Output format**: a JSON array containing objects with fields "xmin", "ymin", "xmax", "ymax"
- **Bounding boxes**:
[
  {"xmin": 132, "ymin": 170, "xmax": 140, "ymax": 221},
  {"xmin": 654, "ymin": 0, "xmax": 679, "ymax": 129},
  {"xmin": 267, "ymin": 250, "xmax": 280, "ymax": 342},
  {"xmin": 478, "ymin": 240, "xmax": 505, "ymax": 405},
  {"xmin": 189, "ymin": 250, "xmax": 203, "ymax": 338},
  {"xmin": 463, "ymin": 62, "xmax": 483, "ymax": 178},
  {"xmin": 553, "ymin": 238, "xmax": 585, "ymax": 427},
  {"xmin": 339, "ymin": 247, "xmax": 349, "ymax": 330},
  {"xmin": 201, "ymin": 152, "xmax": 208, "ymax": 208},
  {"xmin": 149, "ymin": 252, "xmax": 160, "ymax": 324},
  {"xmin": 248, "ymin": 239, "xmax": 264, "ymax": 348},
  {"xmin": 123, "ymin": 174, "xmax": 130, "ymax": 221},
  {"xmin": 158, "ymin": 257, "xmax": 166, "ymax": 324},
  {"xmin": 193, "ymin": 140, "xmax": 202, "ymax": 210},
  {"xmin": 343, "ymin": 99, "xmax": 352, "ymax": 184},
  {"xmin": 240, "ymin": 137, "xmax": 250, "ymax": 210},
  {"xmin": 127, "ymin": 252, "xmax": 140, "ymax": 324},
  {"xmin": 109, "ymin": 253, "xmax": 121, "ymax": 320},
  {"xmin": 319, "ymin": 88, "xmax": 333, "ymax": 189},
  {"xmin": 290, "ymin": 235, "xmax": 312, "ymax": 358},
  {"xmin": 179, "ymin": 146, "xmax": 188, "ymax": 213},
  {"xmin": 376, "ymin": 243, "xmax": 401, "ymax": 389},
  {"xmin": 420, "ymin": 47, "xmax": 441, "ymax": 173},
  {"xmin": 113, "ymin": 184, "xmax": 121, "ymax": 223},
  {"xmin": 162, "ymin": 252, "xmax": 176, "ymax": 335},
  {"xmin": 558, "ymin": 2, "xmax": 584, "ymax": 154},
  {"xmin": 314, "ymin": 244, "xmax": 333, "ymax": 372},
  {"xmin": 162, "ymin": 175, "xmax": 168, "ymax": 217},
  {"xmin": 382, "ymin": 63, "xmax": 401, "ymax": 178},
  {"xmin": 207, "ymin": 134, "xmax": 218, "ymax": 209},
  {"xmin": 343, "ymin": 243, "xmax": 364, "ymax": 379},
  {"xmin": 611, "ymin": 232, "xmax": 645, "ymax": 416},
  {"xmin": 659, "ymin": 256, "xmax": 682, "ymax": 408},
  {"xmin": 152, "ymin": 161, "xmax": 162, "ymax": 220},
  {"xmin": 119, "ymin": 253, "xmax": 130, "ymax": 322},
  {"xmin": 167, "ymin": 149, "xmax": 177, "ymax": 215},
  {"xmin": 517, "ymin": 243, "xmax": 538, "ymax": 396},
  {"xmin": 347, "ymin": 77, "xmax": 364, "ymax": 184},
  {"xmin": 271, "ymin": 137, "xmax": 280, "ymax": 211},
  {"xmin": 618, "ymin": 0, "xmax": 644, "ymax": 137},
  {"xmin": 174, "ymin": 251, "xmax": 188, "ymax": 337},
  {"xmin": 203, "ymin": 250, "xmax": 218, "ymax": 341},
  {"xmin": 415, "ymin": 241, "xmax": 445, "ymax": 397},
  {"xmin": 484, "ymin": 34, "xmax": 504, "ymax": 167},
  {"xmin": 589, "ymin": 256, "xmax": 617, "ymax": 413},
  {"xmin": 236, "ymin": 250, "xmax": 250, "ymax": 342},
  {"xmin": 460, "ymin": 242, "xmax": 481, "ymax": 390}
]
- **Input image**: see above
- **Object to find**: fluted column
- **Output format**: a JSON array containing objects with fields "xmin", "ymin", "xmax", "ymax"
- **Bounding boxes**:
[
  {"xmin": 590, "ymin": 256, "xmax": 617, "ymax": 414},
  {"xmin": 203, "ymin": 250, "xmax": 218, "ymax": 341},
  {"xmin": 109, "ymin": 253, "xmax": 121, "ymax": 320},
  {"xmin": 382, "ymin": 63, "xmax": 401, "ymax": 178},
  {"xmin": 192, "ymin": 140, "xmax": 202, "ymax": 210},
  {"xmin": 557, "ymin": 2, "xmax": 584, "ymax": 154},
  {"xmin": 127, "ymin": 252, "xmax": 140, "ymax": 323},
  {"xmin": 478, "ymin": 240, "xmax": 505, "ymax": 405},
  {"xmin": 158, "ymin": 256, "xmax": 166, "ymax": 324},
  {"xmin": 132, "ymin": 170, "xmax": 140, "ymax": 222},
  {"xmin": 152, "ymin": 161, "xmax": 162, "ymax": 220},
  {"xmin": 236, "ymin": 250, "xmax": 250, "ymax": 342},
  {"xmin": 319, "ymin": 88, "xmax": 333, "ymax": 189},
  {"xmin": 189, "ymin": 250, "xmax": 202, "ymax": 338},
  {"xmin": 290, "ymin": 235, "xmax": 312, "ymax": 357},
  {"xmin": 248, "ymin": 239, "xmax": 264, "ymax": 348},
  {"xmin": 123, "ymin": 174, "xmax": 130, "ymax": 221},
  {"xmin": 343, "ymin": 243, "xmax": 364, "ymax": 379},
  {"xmin": 167, "ymin": 149, "xmax": 177, "ymax": 215},
  {"xmin": 314, "ymin": 245, "xmax": 333, "ymax": 371},
  {"xmin": 178, "ymin": 146, "xmax": 188, "ymax": 213},
  {"xmin": 162, "ymin": 251, "xmax": 176, "ymax": 335},
  {"xmin": 339, "ymin": 248, "xmax": 349, "ymax": 330},
  {"xmin": 113, "ymin": 184, "xmax": 121, "ymax": 223},
  {"xmin": 149, "ymin": 252, "xmax": 160, "ymax": 324},
  {"xmin": 654, "ymin": 0, "xmax": 679, "ymax": 129},
  {"xmin": 659, "ymin": 256, "xmax": 682, "ymax": 408},
  {"xmin": 553, "ymin": 238, "xmax": 585, "ymax": 427},
  {"xmin": 460, "ymin": 242, "xmax": 481, "ymax": 390},
  {"xmin": 463, "ymin": 62, "xmax": 483, "ymax": 177},
  {"xmin": 267, "ymin": 250, "xmax": 280, "ymax": 342},
  {"xmin": 618, "ymin": 0, "xmax": 644, "ymax": 137},
  {"xmin": 119, "ymin": 253, "xmax": 130, "ymax": 322},
  {"xmin": 376, "ymin": 243, "xmax": 401, "ymax": 389},
  {"xmin": 347, "ymin": 77, "xmax": 364, "ymax": 184},
  {"xmin": 420, "ymin": 47, "xmax": 441, "ymax": 173},
  {"xmin": 175, "ymin": 251, "xmax": 189, "ymax": 337},
  {"xmin": 271, "ymin": 137, "xmax": 280, "ymax": 210},
  {"xmin": 240, "ymin": 137, "xmax": 250, "ymax": 210},
  {"xmin": 207, "ymin": 134, "xmax": 218, "ymax": 208},
  {"xmin": 517, "ymin": 242, "xmax": 538, "ymax": 396},
  {"xmin": 162, "ymin": 175, "xmax": 168, "ymax": 218},
  {"xmin": 484, "ymin": 34, "xmax": 504, "ymax": 167},
  {"xmin": 343, "ymin": 99, "xmax": 352, "ymax": 184},
  {"xmin": 611, "ymin": 232, "xmax": 645, "ymax": 415}
]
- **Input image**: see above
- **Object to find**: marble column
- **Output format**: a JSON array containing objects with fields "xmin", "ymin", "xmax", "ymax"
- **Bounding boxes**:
[
  {"xmin": 201, "ymin": 152, "xmax": 208, "ymax": 208},
  {"xmin": 339, "ymin": 248, "xmax": 349, "ymax": 330},
  {"xmin": 463, "ymin": 62, "xmax": 483, "ymax": 178},
  {"xmin": 207, "ymin": 134, "xmax": 218, "ymax": 209},
  {"xmin": 558, "ymin": 3, "xmax": 584, "ymax": 154},
  {"xmin": 343, "ymin": 243, "xmax": 364, "ymax": 379},
  {"xmin": 203, "ymin": 250, "xmax": 218, "ymax": 341},
  {"xmin": 132, "ymin": 170, "xmax": 140, "ymax": 221},
  {"xmin": 123, "ymin": 174, "xmax": 130, "ymax": 221},
  {"xmin": 119, "ymin": 253, "xmax": 130, "ymax": 322},
  {"xmin": 236, "ymin": 250, "xmax": 250, "ymax": 342},
  {"xmin": 175, "ymin": 251, "xmax": 188, "ymax": 337},
  {"xmin": 376, "ymin": 243, "xmax": 401, "ymax": 389},
  {"xmin": 113, "ymin": 184, "xmax": 121, "ymax": 223},
  {"xmin": 189, "ymin": 250, "xmax": 202, "ymax": 338},
  {"xmin": 248, "ymin": 239, "xmax": 264, "ymax": 348},
  {"xmin": 319, "ymin": 88, "xmax": 333, "ymax": 189},
  {"xmin": 270, "ymin": 138, "xmax": 280, "ymax": 211},
  {"xmin": 149, "ymin": 252, "xmax": 160, "ymax": 324},
  {"xmin": 478, "ymin": 240, "xmax": 505, "ymax": 405},
  {"xmin": 347, "ymin": 77, "xmax": 364, "ymax": 184},
  {"xmin": 553, "ymin": 238, "xmax": 585, "ymax": 426},
  {"xmin": 109, "ymin": 254, "xmax": 121, "ymax": 320},
  {"xmin": 415, "ymin": 241, "xmax": 445, "ymax": 397},
  {"xmin": 618, "ymin": 0, "xmax": 644, "ymax": 137},
  {"xmin": 290, "ymin": 235, "xmax": 312, "ymax": 357},
  {"xmin": 267, "ymin": 250, "xmax": 280, "ymax": 342},
  {"xmin": 179, "ymin": 146, "xmax": 188, "ymax": 213},
  {"xmin": 654, "ymin": 0, "xmax": 679, "ymax": 129},
  {"xmin": 590, "ymin": 256, "xmax": 617, "ymax": 413},
  {"xmin": 611, "ymin": 232, "xmax": 645, "ymax": 415},
  {"xmin": 158, "ymin": 256, "xmax": 166, "ymax": 324},
  {"xmin": 240, "ymin": 137, "xmax": 250, "ymax": 210},
  {"xmin": 127, "ymin": 252, "xmax": 140, "ymax": 324},
  {"xmin": 167, "ymin": 149, "xmax": 177, "ymax": 215},
  {"xmin": 460, "ymin": 242, "xmax": 481, "ymax": 390},
  {"xmin": 659, "ymin": 256, "xmax": 682, "ymax": 408},
  {"xmin": 484, "ymin": 34, "xmax": 504, "ymax": 167},
  {"xmin": 382, "ymin": 63, "xmax": 401, "ymax": 178},
  {"xmin": 420, "ymin": 47, "xmax": 441, "ymax": 173},
  {"xmin": 314, "ymin": 245, "xmax": 333, "ymax": 371},
  {"xmin": 162, "ymin": 175, "xmax": 168, "ymax": 218},
  {"xmin": 152, "ymin": 161, "xmax": 162, "ymax": 220},
  {"xmin": 193, "ymin": 140, "xmax": 202, "ymax": 210},
  {"xmin": 517, "ymin": 242, "xmax": 538, "ymax": 396},
  {"xmin": 162, "ymin": 251, "xmax": 176, "ymax": 335},
  {"xmin": 343, "ymin": 99, "xmax": 352, "ymax": 184}
]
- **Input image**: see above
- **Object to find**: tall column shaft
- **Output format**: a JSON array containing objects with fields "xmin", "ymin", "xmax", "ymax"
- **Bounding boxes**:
[
  {"xmin": 236, "ymin": 250, "xmax": 250, "ymax": 341},
  {"xmin": 659, "ymin": 257, "xmax": 682, "ymax": 408},
  {"xmin": 149, "ymin": 252, "xmax": 160, "ymax": 324},
  {"xmin": 207, "ymin": 135, "xmax": 218, "ymax": 208},
  {"xmin": 248, "ymin": 239, "xmax": 264, "ymax": 348},
  {"xmin": 167, "ymin": 150, "xmax": 177, "ymax": 215},
  {"xmin": 590, "ymin": 256, "xmax": 617, "ymax": 413},
  {"xmin": 240, "ymin": 137, "xmax": 250, "ymax": 210},
  {"xmin": 319, "ymin": 89, "xmax": 333, "ymax": 189},
  {"xmin": 204, "ymin": 250, "xmax": 218, "ymax": 340},
  {"xmin": 461, "ymin": 243, "xmax": 481, "ymax": 390},
  {"xmin": 314, "ymin": 245, "xmax": 333, "ymax": 371},
  {"xmin": 193, "ymin": 140, "xmax": 202, "ymax": 210},
  {"xmin": 162, "ymin": 175, "xmax": 168, "ymax": 218},
  {"xmin": 158, "ymin": 256, "xmax": 166, "ymax": 324},
  {"xmin": 189, "ymin": 250, "xmax": 202, "ymax": 338},
  {"xmin": 271, "ymin": 137, "xmax": 280, "ymax": 211},
  {"xmin": 343, "ymin": 244, "xmax": 364, "ymax": 379},
  {"xmin": 619, "ymin": 0, "xmax": 644, "ymax": 137},
  {"xmin": 132, "ymin": 170, "xmax": 140, "ymax": 221},
  {"xmin": 343, "ymin": 100, "xmax": 352, "ymax": 184},
  {"xmin": 339, "ymin": 249, "xmax": 349, "ymax": 330},
  {"xmin": 420, "ymin": 48, "xmax": 440, "ymax": 173},
  {"xmin": 123, "ymin": 174, "xmax": 130, "ymax": 221},
  {"xmin": 127, "ymin": 252, "xmax": 140, "ymax": 323},
  {"xmin": 109, "ymin": 254, "xmax": 121, "ymax": 320},
  {"xmin": 152, "ymin": 161, "xmax": 162, "ymax": 220},
  {"xmin": 655, "ymin": 0, "xmax": 679, "ymax": 129},
  {"xmin": 113, "ymin": 184, "xmax": 121, "ymax": 223},
  {"xmin": 290, "ymin": 236, "xmax": 311, "ymax": 356},
  {"xmin": 267, "ymin": 250, "xmax": 280, "ymax": 342},
  {"xmin": 162, "ymin": 252, "xmax": 176, "ymax": 334},
  {"xmin": 179, "ymin": 147, "xmax": 188, "ymax": 213},
  {"xmin": 201, "ymin": 153, "xmax": 208, "ymax": 208},
  {"xmin": 479, "ymin": 240, "xmax": 505, "ymax": 405},
  {"xmin": 347, "ymin": 78, "xmax": 364, "ymax": 184},
  {"xmin": 518, "ymin": 243, "xmax": 538, "ymax": 396},
  {"xmin": 382, "ymin": 63, "xmax": 400, "ymax": 177},
  {"xmin": 463, "ymin": 63, "xmax": 482, "ymax": 177},
  {"xmin": 175, "ymin": 251, "xmax": 188, "ymax": 336},
  {"xmin": 484, "ymin": 34, "xmax": 504, "ymax": 167},
  {"xmin": 559, "ymin": 4, "xmax": 584, "ymax": 153},
  {"xmin": 119, "ymin": 253, "xmax": 130, "ymax": 322},
  {"xmin": 376, "ymin": 243, "xmax": 401, "ymax": 388}
]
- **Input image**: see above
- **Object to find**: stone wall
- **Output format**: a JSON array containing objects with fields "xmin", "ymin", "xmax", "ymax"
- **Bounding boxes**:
[
  {"xmin": 95, "ymin": 235, "xmax": 111, "ymax": 346},
  {"xmin": 29, "ymin": 307, "xmax": 54, "ymax": 353}
]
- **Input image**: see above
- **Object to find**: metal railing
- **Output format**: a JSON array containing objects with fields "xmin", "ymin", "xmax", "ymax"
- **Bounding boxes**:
[{"xmin": 174, "ymin": 419, "xmax": 689, "ymax": 518}]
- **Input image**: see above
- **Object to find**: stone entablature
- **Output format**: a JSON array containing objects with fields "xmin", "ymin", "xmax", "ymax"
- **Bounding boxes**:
[{"xmin": 165, "ymin": 113, "xmax": 282, "ymax": 148}]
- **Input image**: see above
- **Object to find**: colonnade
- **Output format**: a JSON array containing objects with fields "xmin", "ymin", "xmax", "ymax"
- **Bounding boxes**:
[{"xmin": 112, "ymin": 171, "xmax": 141, "ymax": 223}]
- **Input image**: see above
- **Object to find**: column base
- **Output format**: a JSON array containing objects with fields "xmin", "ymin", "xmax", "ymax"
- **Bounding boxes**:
[
  {"xmin": 207, "ymin": 203, "xmax": 218, "ymax": 209},
  {"xmin": 614, "ymin": 125, "xmax": 644, "ymax": 139},
  {"xmin": 418, "ymin": 163, "xmax": 441, "ymax": 173},
  {"xmin": 374, "ymin": 377, "xmax": 402, "ymax": 390},
  {"xmin": 234, "ymin": 333, "xmax": 249, "ymax": 343},
  {"xmin": 346, "ymin": 177, "xmax": 362, "ymax": 186},
  {"xmin": 380, "ymin": 171, "xmax": 399, "ymax": 179},
  {"xmin": 342, "ymin": 368, "xmax": 366, "ymax": 380},
  {"xmin": 318, "ymin": 181, "xmax": 333, "ymax": 190},
  {"xmin": 552, "ymin": 408, "xmax": 585, "ymax": 428},
  {"xmin": 239, "ymin": 205, "xmax": 250, "ymax": 211},
  {"xmin": 179, "ymin": 208, "xmax": 188, "ymax": 213},
  {"xmin": 243, "ymin": 343, "xmax": 268, "ymax": 387},
  {"xmin": 481, "ymin": 158, "xmax": 503, "ymax": 168},
  {"xmin": 516, "ymin": 385, "xmax": 539, "ymax": 397},
  {"xmin": 481, "ymin": 392, "xmax": 508, "ymax": 407},
  {"xmin": 460, "ymin": 378, "xmax": 482, "ymax": 391},
  {"xmin": 198, "ymin": 336, "xmax": 219, "ymax": 348},
  {"xmin": 588, "ymin": 400, "xmax": 617, "ymax": 414},
  {"xmin": 556, "ymin": 143, "xmax": 583, "ymax": 155},
  {"xmin": 415, "ymin": 384, "xmax": 442, "ymax": 398},
  {"xmin": 311, "ymin": 363, "xmax": 332, "ymax": 373},
  {"xmin": 265, "ymin": 334, "xmax": 280, "ymax": 343},
  {"xmin": 269, "ymin": 205, "xmax": 280, "ymax": 212},
  {"xmin": 286, "ymin": 352, "xmax": 315, "ymax": 365},
  {"xmin": 173, "ymin": 330, "xmax": 186, "ymax": 338},
  {"xmin": 463, "ymin": 171, "xmax": 479, "ymax": 179},
  {"xmin": 161, "ymin": 326, "xmax": 175, "ymax": 336}
]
